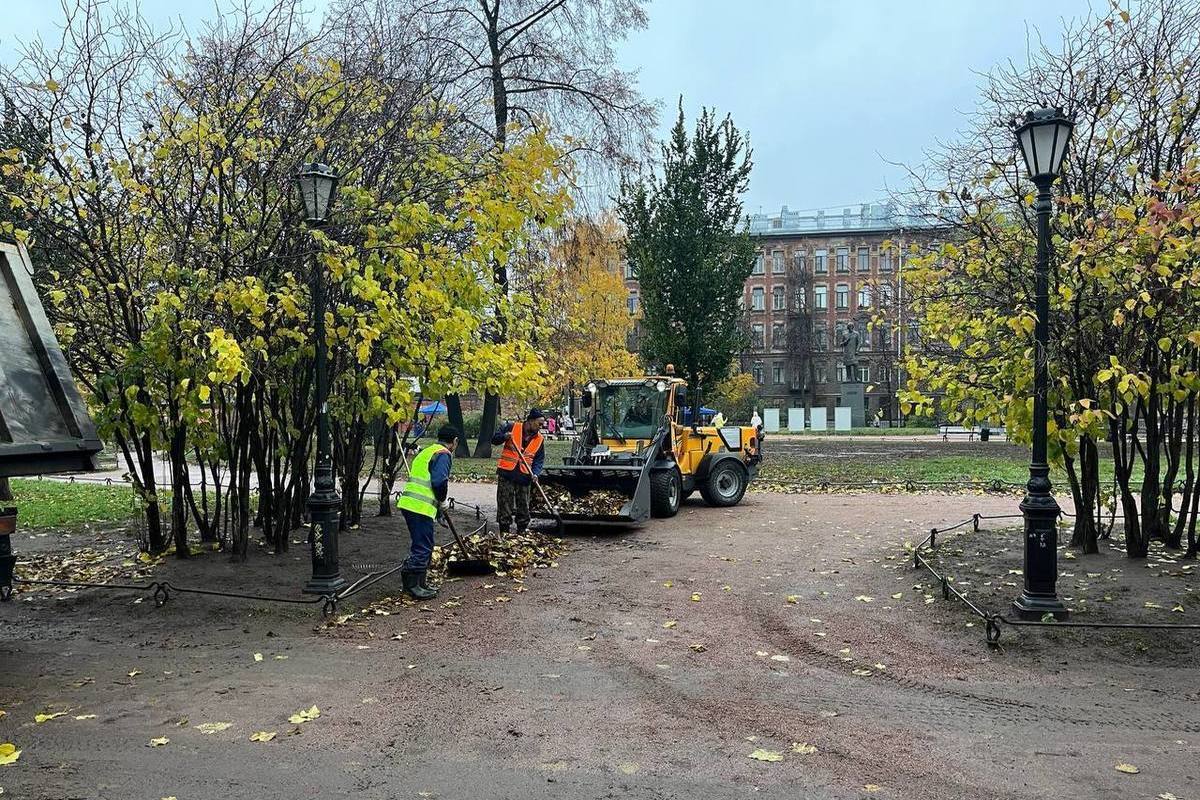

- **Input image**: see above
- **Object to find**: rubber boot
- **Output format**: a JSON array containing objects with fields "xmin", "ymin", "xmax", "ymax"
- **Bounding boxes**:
[{"xmin": 402, "ymin": 569, "xmax": 436, "ymax": 600}]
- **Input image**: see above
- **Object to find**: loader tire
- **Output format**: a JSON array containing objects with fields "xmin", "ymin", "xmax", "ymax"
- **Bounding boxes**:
[
  {"xmin": 700, "ymin": 460, "xmax": 747, "ymax": 507},
  {"xmin": 650, "ymin": 468, "xmax": 682, "ymax": 518}
]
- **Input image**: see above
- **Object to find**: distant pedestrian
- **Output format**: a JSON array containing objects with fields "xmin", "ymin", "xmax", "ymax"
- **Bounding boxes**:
[
  {"xmin": 711, "ymin": 411, "xmax": 726, "ymax": 428},
  {"xmin": 750, "ymin": 409, "xmax": 762, "ymax": 430},
  {"xmin": 547, "ymin": 415, "xmax": 557, "ymax": 438}
]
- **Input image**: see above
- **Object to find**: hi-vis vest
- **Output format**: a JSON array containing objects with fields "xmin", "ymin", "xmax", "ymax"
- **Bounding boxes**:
[
  {"xmin": 398, "ymin": 444, "xmax": 449, "ymax": 518},
  {"xmin": 497, "ymin": 424, "xmax": 543, "ymax": 474}
]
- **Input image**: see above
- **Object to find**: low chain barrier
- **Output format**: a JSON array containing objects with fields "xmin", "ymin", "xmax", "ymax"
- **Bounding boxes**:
[{"xmin": 912, "ymin": 512, "xmax": 1200, "ymax": 647}]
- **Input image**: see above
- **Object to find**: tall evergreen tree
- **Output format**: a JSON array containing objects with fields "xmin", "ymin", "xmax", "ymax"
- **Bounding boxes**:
[{"xmin": 619, "ymin": 102, "xmax": 754, "ymax": 420}]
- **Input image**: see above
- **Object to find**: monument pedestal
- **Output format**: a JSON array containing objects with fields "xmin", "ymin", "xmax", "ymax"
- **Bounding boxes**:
[{"xmin": 839, "ymin": 382, "xmax": 866, "ymax": 428}]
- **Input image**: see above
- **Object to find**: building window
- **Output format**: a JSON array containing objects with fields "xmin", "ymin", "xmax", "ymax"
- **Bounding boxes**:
[
  {"xmin": 816, "ymin": 363, "xmax": 828, "ymax": 384},
  {"xmin": 835, "ymin": 283, "xmax": 850, "ymax": 310},
  {"xmin": 628, "ymin": 292, "xmax": 639, "ymax": 313},
  {"xmin": 752, "ymin": 362, "xmax": 764, "ymax": 385},
  {"xmin": 858, "ymin": 285, "xmax": 872, "ymax": 309},
  {"xmin": 880, "ymin": 251, "xmax": 894, "ymax": 272},
  {"xmin": 815, "ymin": 325, "xmax": 828, "ymax": 351},
  {"xmin": 836, "ymin": 247, "xmax": 849, "ymax": 273},
  {"xmin": 751, "ymin": 322, "xmax": 765, "ymax": 349},
  {"xmin": 623, "ymin": 261, "xmax": 636, "ymax": 280},
  {"xmin": 814, "ymin": 284, "xmax": 828, "ymax": 310},
  {"xmin": 753, "ymin": 253, "xmax": 764, "ymax": 275},
  {"xmin": 772, "ymin": 285, "xmax": 786, "ymax": 311},
  {"xmin": 875, "ymin": 324, "xmax": 891, "ymax": 350},
  {"xmin": 751, "ymin": 286, "xmax": 766, "ymax": 311},
  {"xmin": 907, "ymin": 319, "xmax": 920, "ymax": 343},
  {"xmin": 836, "ymin": 363, "xmax": 847, "ymax": 382},
  {"xmin": 790, "ymin": 369, "xmax": 803, "ymax": 390},
  {"xmin": 857, "ymin": 247, "xmax": 870, "ymax": 273},
  {"xmin": 814, "ymin": 250, "xmax": 828, "ymax": 274},
  {"xmin": 772, "ymin": 250, "xmax": 785, "ymax": 274},
  {"xmin": 772, "ymin": 320, "xmax": 785, "ymax": 348},
  {"xmin": 880, "ymin": 283, "xmax": 895, "ymax": 307},
  {"xmin": 795, "ymin": 287, "xmax": 806, "ymax": 311},
  {"xmin": 772, "ymin": 363, "xmax": 784, "ymax": 384},
  {"xmin": 793, "ymin": 251, "xmax": 806, "ymax": 274},
  {"xmin": 858, "ymin": 365, "xmax": 869, "ymax": 382}
]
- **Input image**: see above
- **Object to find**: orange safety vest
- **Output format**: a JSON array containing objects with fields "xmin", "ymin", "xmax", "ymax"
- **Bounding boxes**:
[{"xmin": 497, "ymin": 424, "xmax": 543, "ymax": 474}]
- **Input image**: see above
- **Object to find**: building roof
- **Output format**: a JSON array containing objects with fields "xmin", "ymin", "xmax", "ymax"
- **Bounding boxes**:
[{"xmin": 747, "ymin": 202, "xmax": 944, "ymax": 237}]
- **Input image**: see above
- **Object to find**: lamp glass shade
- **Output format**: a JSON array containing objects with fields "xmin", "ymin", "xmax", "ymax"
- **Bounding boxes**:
[
  {"xmin": 1015, "ymin": 109, "xmax": 1073, "ymax": 181},
  {"xmin": 296, "ymin": 163, "xmax": 339, "ymax": 223}
]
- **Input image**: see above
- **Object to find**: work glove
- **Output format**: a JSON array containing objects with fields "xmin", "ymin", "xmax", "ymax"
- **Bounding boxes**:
[{"xmin": 439, "ymin": 499, "xmax": 450, "ymax": 511}]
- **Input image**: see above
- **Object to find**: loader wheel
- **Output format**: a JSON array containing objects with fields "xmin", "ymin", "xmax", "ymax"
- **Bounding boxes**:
[
  {"xmin": 700, "ymin": 461, "xmax": 747, "ymax": 507},
  {"xmin": 650, "ymin": 468, "xmax": 682, "ymax": 518}
]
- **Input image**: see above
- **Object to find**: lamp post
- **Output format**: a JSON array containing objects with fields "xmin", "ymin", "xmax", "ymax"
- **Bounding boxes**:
[
  {"xmin": 296, "ymin": 162, "xmax": 348, "ymax": 596},
  {"xmin": 1011, "ymin": 108, "xmax": 1073, "ymax": 620}
]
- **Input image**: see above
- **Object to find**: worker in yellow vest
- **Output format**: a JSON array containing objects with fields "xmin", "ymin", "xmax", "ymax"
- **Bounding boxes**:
[
  {"xmin": 491, "ymin": 408, "xmax": 546, "ymax": 534},
  {"xmin": 397, "ymin": 426, "xmax": 459, "ymax": 599}
]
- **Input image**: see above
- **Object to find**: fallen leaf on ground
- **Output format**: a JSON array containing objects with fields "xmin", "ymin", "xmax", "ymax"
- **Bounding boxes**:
[
  {"xmin": 852, "ymin": 668, "xmax": 873, "ymax": 676},
  {"xmin": 663, "ymin": 581, "xmax": 673, "ymax": 588},
  {"xmin": 1158, "ymin": 793, "xmax": 1178, "ymax": 800},
  {"xmin": 689, "ymin": 643, "xmax": 707, "ymax": 653},
  {"xmin": 1172, "ymin": 604, "xmax": 1184, "ymax": 613},
  {"xmin": 253, "ymin": 653, "xmax": 264, "ymax": 662},
  {"xmin": 855, "ymin": 595, "xmax": 874, "ymax": 603},
  {"xmin": 663, "ymin": 620, "xmax": 677, "ymax": 629},
  {"xmin": 863, "ymin": 784, "xmax": 881, "ymax": 792},
  {"xmin": 195, "ymin": 722, "xmax": 232, "ymax": 735},
  {"xmin": 748, "ymin": 748, "xmax": 784, "ymax": 762},
  {"xmin": 249, "ymin": 731, "xmax": 277, "ymax": 743},
  {"xmin": 0, "ymin": 744, "xmax": 20, "ymax": 766},
  {"xmin": 786, "ymin": 595, "xmax": 799, "ymax": 604},
  {"xmin": 288, "ymin": 706, "xmax": 320, "ymax": 724},
  {"xmin": 1144, "ymin": 602, "xmax": 1162, "ymax": 609},
  {"xmin": 1114, "ymin": 763, "xmax": 1140, "ymax": 774},
  {"xmin": 147, "ymin": 737, "xmax": 170, "ymax": 747},
  {"xmin": 34, "ymin": 712, "xmax": 65, "ymax": 723},
  {"xmin": 791, "ymin": 742, "xmax": 817, "ymax": 754},
  {"xmin": 770, "ymin": 654, "xmax": 790, "ymax": 663},
  {"xmin": 690, "ymin": 593, "xmax": 702, "ymax": 602},
  {"xmin": 617, "ymin": 763, "xmax": 639, "ymax": 775},
  {"xmin": 72, "ymin": 715, "xmax": 96, "ymax": 721},
  {"xmin": 891, "ymin": 592, "xmax": 903, "ymax": 599},
  {"xmin": 127, "ymin": 670, "xmax": 141, "ymax": 678}
]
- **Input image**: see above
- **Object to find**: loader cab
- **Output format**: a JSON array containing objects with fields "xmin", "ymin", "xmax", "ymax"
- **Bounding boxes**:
[{"xmin": 590, "ymin": 379, "xmax": 671, "ymax": 446}]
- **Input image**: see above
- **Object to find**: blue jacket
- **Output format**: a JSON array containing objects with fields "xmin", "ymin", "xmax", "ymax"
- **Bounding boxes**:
[
  {"xmin": 429, "ymin": 450, "xmax": 452, "ymax": 502},
  {"xmin": 492, "ymin": 421, "xmax": 544, "ymax": 485}
]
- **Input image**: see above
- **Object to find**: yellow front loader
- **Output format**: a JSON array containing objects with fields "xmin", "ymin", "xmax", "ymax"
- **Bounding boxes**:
[{"xmin": 532, "ymin": 371, "xmax": 762, "ymax": 525}]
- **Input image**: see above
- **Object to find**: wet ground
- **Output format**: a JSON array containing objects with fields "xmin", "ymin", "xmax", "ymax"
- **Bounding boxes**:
[{"xmin": 0, "ymin": 490, "xmax": 1196, "ymax": 799}]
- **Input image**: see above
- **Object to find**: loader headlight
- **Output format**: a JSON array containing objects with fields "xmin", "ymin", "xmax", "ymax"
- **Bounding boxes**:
[
  {"xmin": 655, "ymin": 381, "xmax": 666, "ymax": 392},
  {"xmin": 585, "ymin": 382, "xmax": 596, "ymax": 394}
]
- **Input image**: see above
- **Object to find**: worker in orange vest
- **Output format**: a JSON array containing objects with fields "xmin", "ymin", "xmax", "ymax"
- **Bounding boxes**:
[{"xmin": 492, "ymin": 408, "xmax": 546, "ymax": 534}]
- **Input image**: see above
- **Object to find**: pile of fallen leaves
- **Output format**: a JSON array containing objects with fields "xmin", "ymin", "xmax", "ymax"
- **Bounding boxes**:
[
  {"xmin": 433, "ymin": 528, "xmax": 565, "ymax": 580},
  {"xmin": 750, "ymin": 479, "xmax": 1022, "ymax": 497},
  {"xmin": 533, "ymin": 484, "xmax": 627, "ymax": 516},
  {"xmin": 13, "ymin": 544, "xmax": 160, "ymax": 597}
]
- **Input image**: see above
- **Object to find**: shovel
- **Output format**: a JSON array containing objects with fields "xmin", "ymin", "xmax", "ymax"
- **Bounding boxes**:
[
  {"xmin": 510, "ymin": 432, "xmax": 565, "ymax": 534},
  {"xmin": 441, "ymin": 509, "xmax": 495, "ymax": 577}
]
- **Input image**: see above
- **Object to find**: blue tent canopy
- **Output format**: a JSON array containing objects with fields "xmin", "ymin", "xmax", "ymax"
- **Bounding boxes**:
[{"xmin": 419, "ymin": 401, "xmax": 446, "ymax": 415}]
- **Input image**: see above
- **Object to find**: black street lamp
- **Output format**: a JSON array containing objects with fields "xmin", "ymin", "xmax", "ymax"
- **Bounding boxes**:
[
  {"xmin": 1011, "ymin": 108, "xmax": 1073, "ymax": 620},
  {"xmin": 296, "ymin": 162, "xmax": 347, "ymax": 596}
]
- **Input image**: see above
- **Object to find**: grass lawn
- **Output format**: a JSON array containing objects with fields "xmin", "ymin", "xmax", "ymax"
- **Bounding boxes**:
[
  {"xmin": 772, "ymin": 427, "xmax": 940, "ymax": 436},
  {"xmin": 5, "ymin": 478, "xmax": 140, "ymax": 529}
]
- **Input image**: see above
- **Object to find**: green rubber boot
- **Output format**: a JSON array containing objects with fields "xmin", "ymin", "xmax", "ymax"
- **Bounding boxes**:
[{"xmin": 402, "ymin": 569, "xmax": 437, "ymax": 600}]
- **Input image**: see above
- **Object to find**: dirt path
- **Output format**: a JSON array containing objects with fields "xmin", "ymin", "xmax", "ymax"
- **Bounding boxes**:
[{"xmin": 0, "ymin": 492, "xmax": 1195, "ymax": 799}]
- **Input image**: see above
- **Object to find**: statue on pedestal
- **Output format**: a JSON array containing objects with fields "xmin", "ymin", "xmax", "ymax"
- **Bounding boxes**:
[{"xmin": 840, "ymin": 323, "xmax": 862, "ymax": 381}]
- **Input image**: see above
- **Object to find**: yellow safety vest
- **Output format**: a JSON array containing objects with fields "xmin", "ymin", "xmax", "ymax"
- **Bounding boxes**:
[{"xmin": 397, "ymin": 444, "xmax": 448, "ymax": 518}]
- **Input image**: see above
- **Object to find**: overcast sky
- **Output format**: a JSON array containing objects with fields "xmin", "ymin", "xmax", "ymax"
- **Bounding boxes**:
[{"xmin": 4, "ymin": 0, "xmax": 1094, "ymax": 213}]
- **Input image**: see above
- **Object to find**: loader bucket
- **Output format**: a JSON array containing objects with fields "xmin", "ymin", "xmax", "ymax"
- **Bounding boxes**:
[{"xmin": 531, "ymin": 464, "xmax": 651, "ymax": 525}]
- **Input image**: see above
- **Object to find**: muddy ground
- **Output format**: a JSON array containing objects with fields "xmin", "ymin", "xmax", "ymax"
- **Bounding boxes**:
[{"xmin": 0, "ymin": 489, "xmax": 1197, "ymax": 800}]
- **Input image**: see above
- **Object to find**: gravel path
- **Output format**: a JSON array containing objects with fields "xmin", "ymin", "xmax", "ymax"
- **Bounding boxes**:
[{"xmin": 0, "ymin": 492, "xmax": 1194, "ymax": 800}]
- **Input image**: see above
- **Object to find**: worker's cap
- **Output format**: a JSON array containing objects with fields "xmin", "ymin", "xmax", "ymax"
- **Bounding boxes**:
[
  {"xmin": 437, "ymin": 425, "xmax": 460, "ymax": 444},
  {"xmin": 526, "ymin": 407, "xmax": 546, "ymax": 422}
]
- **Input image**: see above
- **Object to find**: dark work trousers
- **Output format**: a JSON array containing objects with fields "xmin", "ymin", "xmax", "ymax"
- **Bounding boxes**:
[
  {"xmin": 401, "ymin": 508, "xmax": 435, "ymax": 570},
  {"xmin": 496, "ymin": 474, "xmax": 531, "ymax": 532}
]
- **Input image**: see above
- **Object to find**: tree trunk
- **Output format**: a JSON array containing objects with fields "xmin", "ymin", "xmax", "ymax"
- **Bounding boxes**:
[
  {"xmin": 0, "ymin": 477, "xmax": 11, "ymax": 502},
  {"xmin": 1069, "ymin": 436, "xmax": 1100, "ymax": 553},
  {"xmin": 168, "ymin": 420, "xmax": 190, "ymax": 559},
  {"xmin": 473, "ymin": 393, "xmax": 500, "ymax": 459},
  {"xmin": 446, "ymin": 394, "xmax": 471, "ymax": 457}
]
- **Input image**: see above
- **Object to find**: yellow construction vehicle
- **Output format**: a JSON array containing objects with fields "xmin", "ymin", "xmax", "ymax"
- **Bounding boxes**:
[{"xmin": 532, "ymin": 367, "xmax": 762, "ymax": 525}]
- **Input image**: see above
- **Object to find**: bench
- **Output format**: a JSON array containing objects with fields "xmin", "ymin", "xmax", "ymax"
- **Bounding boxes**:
[{"xmin": 940, "ymin": 425, "xmax": 993, "ymax": 442}]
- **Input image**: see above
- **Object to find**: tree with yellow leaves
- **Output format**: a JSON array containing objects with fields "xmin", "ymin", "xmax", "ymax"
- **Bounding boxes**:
[{"xmin": 533, "ymin": 213, "xmax": 640, "ymax": 408}]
